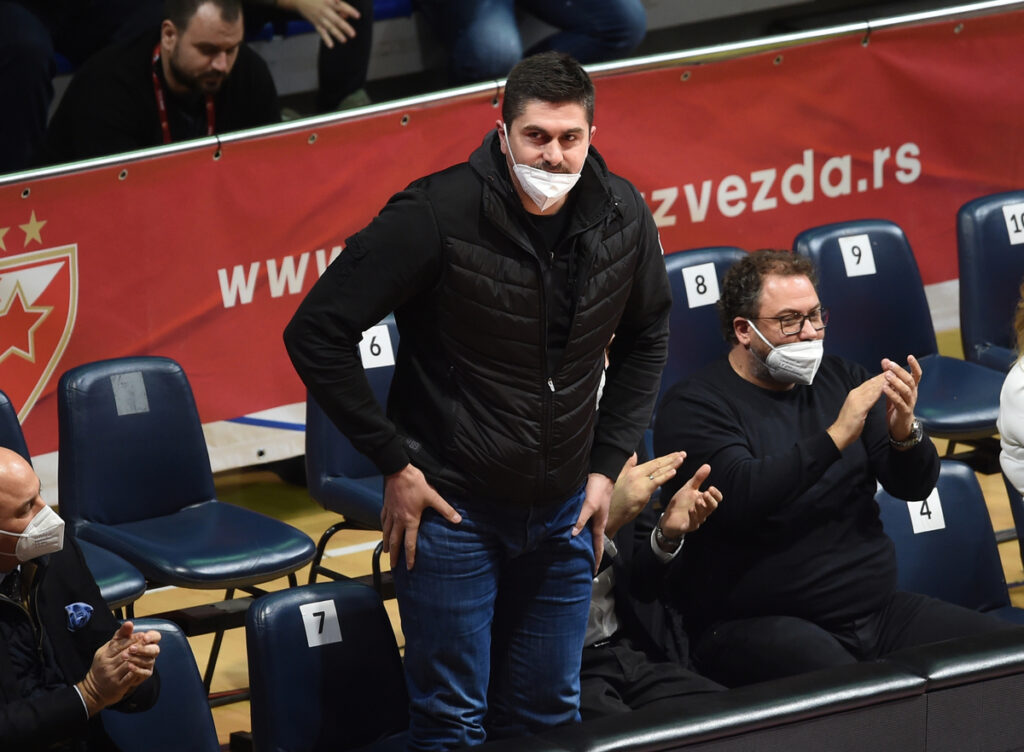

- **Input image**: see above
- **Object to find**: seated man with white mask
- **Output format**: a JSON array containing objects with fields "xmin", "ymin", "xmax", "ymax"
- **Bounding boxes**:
[
  {"xmin": 653, "ymin": 250, "xmax": 1014, "ymax": 688},
  {"xmin": 0, "ymin": 447, "xmax": 161, "ymax": 750}
]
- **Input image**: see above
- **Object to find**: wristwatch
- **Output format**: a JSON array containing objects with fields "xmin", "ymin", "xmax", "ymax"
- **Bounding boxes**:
[
  {"xmin": 654, "ymin": 513, "xmax": 684, "ymax": 552},
  {"xmin": 889, "ymin": 418, "xmax": 923, "ymax": 451}
]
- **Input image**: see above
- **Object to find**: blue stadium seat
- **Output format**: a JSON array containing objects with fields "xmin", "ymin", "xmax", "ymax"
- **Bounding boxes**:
[
  {"xmin": 305, "ymin": 317, "xmax": 398, "ymax": 590},
  {"xmin": 246, "ymin": 580, "xmax": 408, "ymax": 752},
  {"xmin": 77, "ymin": 539, "xmax": 147, "ymax": 617},
  {"xmin": 0, "ymin": 389, "xmax": 32, "ymax": 464},
  {"xmin": 876, "ymin": 460, "xmax": 1024, "ymax": 624},
  {"xmin": 794, "ymin": 220, "xmax": 1003, "ymax": 446},
  {"xmin": 957, "ymin": 190, "xmax": 1024, "ymax": 371},
  {"xmin": 374, "ymin": 0, "xmax": 414, "ymax": 19},
  {"xmin": 57, "ymin": 356, "xmax": 316, "ymax": 690},
  {"xmin": 660, "ymin": 247, "xmax": 747, "ymax": 406},
  {"xmin": 0, "ymin": 388, "xmax": 146, "ymax": 616},
  {"xmin": 102, "ymin": 619, "xmax": 220, "ymax": 752}
]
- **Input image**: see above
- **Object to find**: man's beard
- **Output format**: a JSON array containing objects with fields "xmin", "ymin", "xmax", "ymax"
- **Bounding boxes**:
[
  {"xmin": 528, "ymin": 161, "xmax": 571, "ymax": 173},
  {"xmin": 748, "ymin": 340, "xmax": 776, "ymax": 384},
  {"xmin": 169, "ymin": 50, "xmax": 227, "ymax": 94}
]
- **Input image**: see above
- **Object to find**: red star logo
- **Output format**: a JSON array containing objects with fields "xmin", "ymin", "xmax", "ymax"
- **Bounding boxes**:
[{"xmin": 1, "ymin": 285, "xmax": 51, "ymax": 363}]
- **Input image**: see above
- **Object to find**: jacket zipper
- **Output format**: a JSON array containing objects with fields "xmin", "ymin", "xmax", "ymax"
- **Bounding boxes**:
[
  {"xmin": 537, "ymin": 254, "xmax": 552, "ymax": 503},
  {"xmin": 0, "ymin": 592, "xmax": 43, "ymax": 657},
  {"xmin": 485, "ymin": 181, "xmax": 617, "ymax": 502}
]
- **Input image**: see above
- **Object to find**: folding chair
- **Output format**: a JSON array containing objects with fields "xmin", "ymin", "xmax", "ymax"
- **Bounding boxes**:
[
  {"xmin": 0, "ymin": 388, "xmax": 145, "ymax": 617},
  {"xmin": 660, "ymin": 247, "xmax": 748, "ymax": 405},
  {"xmin": 57, "ymin": 356, "xmax": 316, "ymax": 695},
  {"xmin": 305, "ymin": 317, "xmax": 398, "ymax": 593},
  {"xmin": 957, "ymin": 190, "xmax": 1024, "ymax": 371},
  {"xmin": 246, "ymin": 580, "xmax": 408, "ymax": 751},
  {"xmin": 102, "ymin": 618, "xmax": 220, "ymax": 752},
  {"xmin": 876, "ymin": 460, "xmax": 1024, "ymax": 624},
  {"xmin": 795, "ymin": 219, "xmax": 1004, "ymax": 472}
]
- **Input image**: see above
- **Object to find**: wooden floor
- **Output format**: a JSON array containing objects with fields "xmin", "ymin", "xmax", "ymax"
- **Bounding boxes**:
[{"xmin": 127, "ymin": 450, "xmax": 1021, "ymax": 748}]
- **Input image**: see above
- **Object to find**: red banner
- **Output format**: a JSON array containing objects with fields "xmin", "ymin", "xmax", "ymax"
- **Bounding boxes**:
[{"xmin": 2, "ymin": 9, "xmax": 1022, "ymax": 458}]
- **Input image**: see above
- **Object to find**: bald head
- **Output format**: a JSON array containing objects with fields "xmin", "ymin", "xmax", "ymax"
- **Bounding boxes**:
[{"xmin": 0, "ymin": 447, "xmax": 45, "ymax": 570}]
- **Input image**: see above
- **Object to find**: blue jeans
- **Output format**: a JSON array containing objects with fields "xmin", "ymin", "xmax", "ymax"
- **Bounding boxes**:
[
  {"xmin": 393, "ymin": 487, "xmax": 595, "ymax": 750},
  {"xmin": 416, "ymin": 0, "xmax": 647, "ymax": 83}
]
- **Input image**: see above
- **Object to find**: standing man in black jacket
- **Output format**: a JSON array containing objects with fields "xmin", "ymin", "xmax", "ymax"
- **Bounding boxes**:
[
  {"xmin": 0, "ymin": 447, "xmax": 161, "ymax": 751},
  {"xmin": 285, "ymin": 52, "xmax": 671, "ymax": 750}
]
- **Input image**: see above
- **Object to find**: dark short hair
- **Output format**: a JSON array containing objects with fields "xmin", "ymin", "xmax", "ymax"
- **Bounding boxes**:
[
  {"xmin": 501, "ymin": 52, "xmax": 595, "ymax": 126},
  {"xmin": 718, "ymin": 250, "xmax": 818, "ymax": 344},
  {"xmin": 164, "ymin": 0, "xmax": 242, "ymax": 30}
]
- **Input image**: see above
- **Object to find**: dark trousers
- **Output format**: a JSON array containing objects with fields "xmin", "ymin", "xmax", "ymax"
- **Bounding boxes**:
[
  {"xmin": 694, "ymin": 591, "xmax": 1017, "ymax": 687},
  {"xmin": 244, "ymin": 0, "xmax": 374, "ymax": 112},
  {"xmin": 579, "ymin": 635, "xmax": 723, "ymax": 720}
]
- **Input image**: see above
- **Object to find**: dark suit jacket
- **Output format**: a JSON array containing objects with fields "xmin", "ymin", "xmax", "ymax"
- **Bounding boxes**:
[{"xmin": 0, "ymin": 536, "xmax": 158, "ymax": 751}]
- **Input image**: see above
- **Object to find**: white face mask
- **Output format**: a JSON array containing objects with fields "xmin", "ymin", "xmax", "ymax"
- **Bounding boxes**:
[
  {"xmin": 746, "ymin": 320, "xmax": 823, "ymax": 385},
  {"xmin": 503, "ymin": 124, "xmax": 582, "ymax": 212},
  {"xmin": 0, "ymin": 505, "xmax": 65, "ymax": 562}
]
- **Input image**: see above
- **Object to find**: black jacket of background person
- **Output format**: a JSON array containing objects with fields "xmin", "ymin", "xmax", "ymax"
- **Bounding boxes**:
[
  {"xmin": 654, "ymin": 355, "xmax": 940, "ymax": 642},
  {"xmin": 611, "ymin": 498, "xmax": 692, "ymax": 664},
  {"xmin": 0, "ymin": 535, "xmax": 158, "ymax": 751},
  {"xmin": 285, "ymin": 131, "xmax": 671, "ymax": 507},
  {"xmin": 38, "ymin": 29, "xmax": 280, "ymax": 166}
]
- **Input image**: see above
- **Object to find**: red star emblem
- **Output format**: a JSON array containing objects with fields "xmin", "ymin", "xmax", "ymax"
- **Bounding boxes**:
[{"xmin": 1, "ymin": 285, "xmax": 51, "ymax": 362}]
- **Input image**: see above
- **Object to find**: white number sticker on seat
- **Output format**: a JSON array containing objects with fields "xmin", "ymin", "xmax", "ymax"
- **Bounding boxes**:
[
  {"xmin": 681, "ymin": 262, "xmax": 720, "ymax": 308},
  {"xmin": 359, "ymin": 324, "xmax": 395, "ymax": 369},
  {"xmin": 837, "ymin": 234, "xmax": 877, "ymax": 277},
  {"xmin": 1001, "ymin": 202, "xmax": 1024, "ymax": 245},
  {"xmin": 299, "ymin": 599, "xmax": 343, "ymax": 647},
  {"xmin": 907, "ymin": 488, "xmax": 945, "ymax": 534}
]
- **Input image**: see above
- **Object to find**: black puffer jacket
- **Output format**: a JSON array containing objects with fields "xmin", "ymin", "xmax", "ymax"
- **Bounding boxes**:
[{"xmin": 285, "ymin": 131, "xmax": 671, "ymax": 507}]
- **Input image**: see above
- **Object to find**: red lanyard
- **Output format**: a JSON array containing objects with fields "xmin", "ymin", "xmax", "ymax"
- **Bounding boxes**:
[{"xmin": 151, "ymin": 44, "xmax": 215, "ymax": 145}]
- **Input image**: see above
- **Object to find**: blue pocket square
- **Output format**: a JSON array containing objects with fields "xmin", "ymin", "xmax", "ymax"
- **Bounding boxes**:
[{"xmin": 65, "ymin": 602, "xmax": 94, "ymax": 631}]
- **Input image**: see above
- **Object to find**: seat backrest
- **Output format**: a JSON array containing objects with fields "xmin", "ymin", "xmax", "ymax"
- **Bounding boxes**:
[
  {"xmin": 247, "ymin": 580, "xmax": 408, "ymax": 752},
  {"xmin": 0, "ymin": 389, "xmax": 31, "ymax": 461},
  {"xmin": 876, "ymin": 460, "xmax": 1011, "ymax": 612},
  {"xmin": 794, "ymin": 220, "xmax": 937, "ymax": 370},
  {"xmin": 305, "ymin": 318, "xmax": 399, "ymax": 484},
  {"xmin": 101, "ymin": 618, "xmax": 219, "ymax": 752},
  {"xmin": 660, "ymin": 247, "xmax": 747, "ymax": 405},
  {"xmin": 57, "ymin": 356, "xmax": 216, "ymax": 527},
  {"xmin": 1, "ymin": 389, "xmax": 146, "ymax": 610},
  {"xmin": 957, "ymin": 191, "xmax": 1024, "ymax": 369}
]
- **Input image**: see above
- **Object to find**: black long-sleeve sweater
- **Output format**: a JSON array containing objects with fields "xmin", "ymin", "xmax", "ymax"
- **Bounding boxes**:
[{"xmin": 653, "ymin": 355, "xmax": 939, "ymax": 639}]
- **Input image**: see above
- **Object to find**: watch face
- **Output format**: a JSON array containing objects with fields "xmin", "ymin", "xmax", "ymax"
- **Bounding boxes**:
[{"xmin": 891, "ymin": 419, "xmax": 921, "ymax": 448}]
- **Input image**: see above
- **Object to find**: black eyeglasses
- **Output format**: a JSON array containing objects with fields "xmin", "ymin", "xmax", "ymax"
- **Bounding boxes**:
[{"xmin": 755, "ymin": 307, "xmax": 829, "ymax": 336}]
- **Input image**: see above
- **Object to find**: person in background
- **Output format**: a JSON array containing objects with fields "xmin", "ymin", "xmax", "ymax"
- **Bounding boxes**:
[
  {"xmin": 417, "ymin": 0, "xmax": 646, "ymax": 85},
  {"xmin": 38, "ymin": 0, "xmax": 280, "ymax": 166},
  {"xmin": 580, "ymin": 450, "xmax": 724, "ymax": 719},
  {"xmin": 245, "ymin": 0, "xmax": 374, "ymax": 111},
  {"xmin": 0, "ymin": 0, "xmax": 164, "ymax": 173},
  {"xmin": 0, "ymin": 447, "xmax": 161, "ymax": 750},
  {"xmin": 999, "ymin": 281, "xmax": 1024, "ymax": 494}
]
